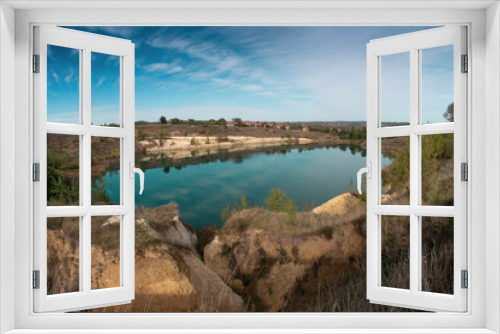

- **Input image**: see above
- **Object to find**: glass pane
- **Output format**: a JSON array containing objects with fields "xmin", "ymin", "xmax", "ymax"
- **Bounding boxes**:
[
  {"xmin": 381, "ymin": 215, "xmax": 410, "ymax": 290},
  {"xmin": 421, "ymin": 45, "xmax": 454, "ymax": 124},
  {"xmin": 91, "ymin": 52, "xmax": 121, "ymax": 127},
  {"xmin": 47, "ymin": 217, "xmax": 80, "ymax": 295},
  {"xmin": 421, "ymin": 217, "xmax": 454, "ymax": 294},
  {"xmin": 422, "ymin": 134, "xmax": 454, "ymax": 206},
  {"xmin": 91, "ymin": 137, "xmax": 120, "ymax": 205},
  {"xmin": 91, "ymin": 215, "xmax": 121, "ymax": 290},
  {"xmin": 47, "ymin": 45, "xmax": 80, "ymax": 124},
  {"xmin": 381, "ymin": 52, "xmax": 410, "ymax": 127},
  {"xmin": 381, "ymin": 137, "xmax": 410, "ymax": 205},
  {"xmin": 47, "ymin": 134, "xmax": 80, "ymax": 206}
]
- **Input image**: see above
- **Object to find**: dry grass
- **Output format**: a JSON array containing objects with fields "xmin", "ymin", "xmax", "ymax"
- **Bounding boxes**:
[{"xmin": 222, "ymin": 205, "xmax": 365, "ymax": 238}]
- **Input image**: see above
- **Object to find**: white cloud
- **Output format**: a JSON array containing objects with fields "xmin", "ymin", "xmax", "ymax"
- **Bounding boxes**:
[
  {"xmin": 96, "ymin": 76, "xmax": 107, "ymax": 88},
  {"xmin": 47, "ymin": 111, "xmax": 79, "ymax": 123},
  {"xmin": 241, "ymin": 84, "xmax": 263, "ymax": 92},
  {"xmin": 142, "ymin": 62, "xmax": 183, "ymax": 75},
  {"xmin": 51, "ymin": 70, "xmax": 59, "ymax": 83},
  {"xmin": 258, "ymin": 91, "xmax": 279, "ymax": 97},
  {"xmin": 64, "ymin": 68, "xmax": 75, "ymax": 85},
  {"xmin": 143, "ymin": 63, "xmax": 169, "ymax": 72}
]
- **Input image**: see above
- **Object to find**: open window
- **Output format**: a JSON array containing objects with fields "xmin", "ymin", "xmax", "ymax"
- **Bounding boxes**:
[
  {"xmin": 33, "ymin": 26, "xmax": 137, "ymax": 312},
  {"xmin": 363, "ymin": 26, "xmax": 467, "ymax": 312}
]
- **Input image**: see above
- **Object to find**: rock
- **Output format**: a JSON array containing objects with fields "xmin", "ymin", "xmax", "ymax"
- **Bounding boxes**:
[
  {"xmin": 135, "ymin": 203, "xmax": 197, "ymax": 251},
  {"xmin": 254, "ymin": 262, "xmax": 306, "ymax": 312},
  {"xmin": 90, "ymin": 244, "xmax": 245, "ymax": 312},
  {"xmin": 204, "ymin": 221, "xmax": 364, "ymax": 312},
  {"xmin": 196, "ymin": 224, "xmax": 219, "ymax": 257},
  {"xmin": 48, "ymin": 210, "xmax": 245, "ymax": 312},
  {"xmin": 312, "ymin": 193, "xmax": 363, "ymax": 215}
]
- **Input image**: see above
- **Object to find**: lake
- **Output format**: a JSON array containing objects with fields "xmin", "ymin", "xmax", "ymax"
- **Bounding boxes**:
[{"xmin": 102, "ymin": 144, "xmax": 391, "ymax": 229}]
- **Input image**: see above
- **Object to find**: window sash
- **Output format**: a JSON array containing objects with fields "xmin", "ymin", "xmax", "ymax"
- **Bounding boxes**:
[
  {"xmin": 32, "ymin": 25, "xmax": 136, "ymax": 313},
  {"xmin": 366, "ymin": 26, "xmax": 468, "ymax": 312}
]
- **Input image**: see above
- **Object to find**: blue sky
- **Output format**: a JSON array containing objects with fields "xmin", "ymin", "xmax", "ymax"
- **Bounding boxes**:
[{"xmin": 47, "ymin": 26, "xmax": 453, "ymax": 124}]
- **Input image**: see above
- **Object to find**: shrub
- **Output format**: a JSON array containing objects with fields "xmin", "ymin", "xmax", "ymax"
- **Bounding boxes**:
[
  {"xmin": 190, "ymin": 137, "xmax": 198, "ymax": 146},
  {"xmin": 221, "ymin": 194, "xmax": 249, "ymax": 221},
  {"xmin": 137, "ymin": 128, "xmax": 146, "ymax": 140},
  {"xmin": 158, "ymin": 129, "xmax": 164, "ymax": 146},
  {"xmin": 216, "ymin": 135, "xmax": 229, "ymax": 143},
  {"xmin": 264, "ymin": 188, "xmax": 298, "ymax": 215}
]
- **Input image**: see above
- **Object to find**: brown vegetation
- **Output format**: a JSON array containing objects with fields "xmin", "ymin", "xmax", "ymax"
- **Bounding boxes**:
[{"xmin": 48, "ymin": 203, "xmax": 245, "ymax": 312}]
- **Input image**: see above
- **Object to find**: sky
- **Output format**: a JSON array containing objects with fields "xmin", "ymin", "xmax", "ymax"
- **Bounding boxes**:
[{"xmin": 46, "ymin": 26, "xmax": 453, "ymax": 125}]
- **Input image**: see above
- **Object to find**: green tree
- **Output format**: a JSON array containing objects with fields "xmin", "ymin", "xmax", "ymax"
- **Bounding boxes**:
[
  {"xmin": 232, "ymin": 118, "xmax": 244, "ymax": 127},
  {"xmin": 389, "ymin": 138, "xmax": 411, "ymax": 192},
  {"xmin": 443, "ymin": 102, "xmax": 454, "ymax": 122},
  {"xmin": 171, "ymin": 118, "xmax": 181, "ymax": 125},
  {"xmin": 159, "ymin": 115, "xmax": 167, "ymax": 124},
  {"xmin": 91, "ymin": 176, "xmax": 112, "ymax": 204},
  {"xmin": 349, "ymin": 127, "xmax": 358, "ymax": 139},
  {"xmin": 217, "ymin": 118, "xmax": 227, "ymax": 126},
  {"xmin": 158, "ymin": 129, "xmax": 164, "ymax": 146},
  {"xmin": 137, "ymin": 128, "xmax": 146, "ymax": 140},
  {"xmin": 264, "ymin": 188, "xmax": 298, "ymax": 215}
]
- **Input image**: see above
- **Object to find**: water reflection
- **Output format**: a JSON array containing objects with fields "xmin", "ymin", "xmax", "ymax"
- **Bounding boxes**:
[
  {"xmin": 101, "ymin": 143, "xmax": 381, "ymax": 228},
  {"xmin": 137, "ymin": 142, "xmax": 368, "ymax": 174}
]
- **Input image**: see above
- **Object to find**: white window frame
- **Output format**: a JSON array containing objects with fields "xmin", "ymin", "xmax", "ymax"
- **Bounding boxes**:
[
  {"xmin": 366, "ymin": 26, "xmax": 467, "ymax": 312},
  {"xmin": 33, "ymin": 26, "xmax": 136, "ymax": 313},
  {"xmin": 1, "ymin": 1, "xmax": 498, "ymax": 333}
]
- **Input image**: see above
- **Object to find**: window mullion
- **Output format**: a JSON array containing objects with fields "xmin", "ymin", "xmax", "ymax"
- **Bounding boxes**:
[
  {"xmin": 409, "ymin": 47, "xmax": 420, "ymax": 294},
  {"xmin": 82, "ymin": 47, "xmax": 92, "ymax": 295}
]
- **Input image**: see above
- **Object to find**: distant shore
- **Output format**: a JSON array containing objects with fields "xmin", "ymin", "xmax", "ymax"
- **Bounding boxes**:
[{"xmin": 135, "ymin": 123, "xmax": 367, "ymax": 161}]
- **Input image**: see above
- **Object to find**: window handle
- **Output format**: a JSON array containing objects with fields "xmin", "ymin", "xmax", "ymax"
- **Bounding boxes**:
[
  {"xmin": 129, "ymin": 162, "xmax": 144, "ymax": 195},
  {"xmin": 357, "ymin": 162, "xmax": 371, "ymax": 195}
]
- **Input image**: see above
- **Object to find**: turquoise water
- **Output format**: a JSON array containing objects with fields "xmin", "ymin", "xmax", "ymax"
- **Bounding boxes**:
[{"xmin": 103, "ymin": 145, "xmax": 391, "ymax": 229}]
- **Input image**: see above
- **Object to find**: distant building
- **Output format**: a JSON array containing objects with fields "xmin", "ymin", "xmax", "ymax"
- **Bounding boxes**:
[
  {"xmin": 227, "ymin": 121, "xmax": 237, "ymax": 127},
  {"xmin": 285, "ymin": 125, "xmax": 291, "ymax": 130},
  {"xmin": 254, "ymin": 122, "xmax": 262, "ymax": 127},
  {"xmin": 243, "ymin": 121, "xmax": 251, "ymax": 126},
  {"xmin": 302, "ymin": 126, "xmax": 309, "ymax": 132}
]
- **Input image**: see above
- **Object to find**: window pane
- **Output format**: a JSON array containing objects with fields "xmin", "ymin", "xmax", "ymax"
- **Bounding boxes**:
[
  {"xmin": 381, "ymin": 137, "xmax": 410, "ymax": 205},
  {"xmin": 47, "ymin": 217, "xmax": 80, "ymax": 295},
  {"xmin": 381, "ymin": 215, "xmax": 410, "ymax": 290},
  {"xmin": 421, "ymin": 217, "xmax": 454, "ymax": 294},
  {"xmin": 91, "ymin": 137, "xmax": 121, "ymax": 205},
  {"xmin": 380, "ymin": 52, "xmax": 410, "ymax": 127},
  {"xmin": 47, "ymin": 134, "xmax": 80, "ymax": 206},
  {"xmin": 47, "ymin": 45, "xmax": 80, "ymax": 124},
  {"xmin": 421, "ymin": 45, "xmax": 454, "ymax": 124},
  {"xmin": 91, "ymin": 215, "xmax": 121, "ymax": 290},
  {"xmin": 421, "ymin": 134, "xmax": 454, "ymax": 206},
  {"xmin": 91, "ymin": 52, "xmax": 121, "ymax": 126}
]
